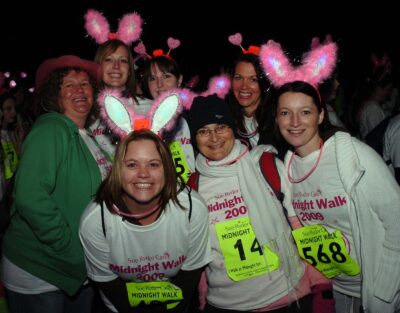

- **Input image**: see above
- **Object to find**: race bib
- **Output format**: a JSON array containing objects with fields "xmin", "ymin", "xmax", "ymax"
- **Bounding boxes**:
[
  {"xmin": 2, "ymin": 141, "xmax": 19, "ymax": 179},
  {"xmin": 169, "ymin": 141, "xmax": 190, "ymax": 183},
  {"xmin": 216, "ymin": 217, "xmax": 279, "ymax": 281},
  {"xmin": 292, "ymin": 225, "xmax": 360, "ymax": 278},
  {"xmin": 126, "ymin": 281, "xmax": 183, "ymax": 310}
]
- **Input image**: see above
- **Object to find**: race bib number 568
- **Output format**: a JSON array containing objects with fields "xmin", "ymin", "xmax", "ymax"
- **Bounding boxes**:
[{"xmin": 292, "ymin": 225, "xmax": 360, "ymax": 278}]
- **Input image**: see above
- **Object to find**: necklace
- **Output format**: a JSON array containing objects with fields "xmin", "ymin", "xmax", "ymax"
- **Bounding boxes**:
[
  {"xmin": 112, "ymin": 203, "xmax": 161, "ymax": 219},
  {"xmin": 288, "ymin": 140, "xmax": 324, "ymax": 183},
  {"xmin": 237, "ymin": 128, "xmax": 257, "ymax": 138}
]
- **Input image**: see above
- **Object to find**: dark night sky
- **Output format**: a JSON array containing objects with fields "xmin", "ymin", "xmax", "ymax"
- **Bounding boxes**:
[{"xmin": 2, "ymin": 1, "xmax": 399, "ymax": 93}]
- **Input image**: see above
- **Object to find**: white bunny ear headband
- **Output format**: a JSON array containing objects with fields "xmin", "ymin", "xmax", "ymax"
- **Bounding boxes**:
[
  {"xmin": 98, "ymin": 90, "xmax": 183, "ymax": 138},
  {"xmin": 84, "ymin": 9, "xmax": 143, "ymax": 45},
  {"xmin": 259, "ymin": 35, "xmax": 338, "ymax": 88},
  {"xmin": 98, "ymin": 74, "xmax": 231, "ymax": 138}
]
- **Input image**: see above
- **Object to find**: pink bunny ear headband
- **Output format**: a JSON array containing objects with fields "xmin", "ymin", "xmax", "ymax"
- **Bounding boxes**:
[
  {"xmin": 134, "ymin": 37, "xmax": 181, "ymax": 60},
  {"xmin": 259, "ymin": 35, "xmax": 338, "ymax": 88},
  {"xmin": 176, "ymin": 74, "xmax": 231, "ymax": 111},
  {"xmin": 228, "ymin": 33, "xmax": 260, "ymax": 56},
  {"xmin": 84, "ymin": 9, "xmax": 143, "ymax": 45}
]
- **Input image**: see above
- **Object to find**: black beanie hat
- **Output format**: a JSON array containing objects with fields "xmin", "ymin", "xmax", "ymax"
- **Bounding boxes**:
[{"xmin": 187, "ymin": 94, "xmax": 237, "ymax": 141}]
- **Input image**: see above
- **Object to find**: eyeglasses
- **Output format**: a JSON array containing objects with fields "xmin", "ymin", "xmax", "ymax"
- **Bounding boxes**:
[{"xmin": 196, "ymin": 124, "xmax": 230, "ymax": 137}]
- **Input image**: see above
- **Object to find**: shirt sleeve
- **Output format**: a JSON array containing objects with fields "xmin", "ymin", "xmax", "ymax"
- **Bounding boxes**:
[
  {"xmin": 180, "ymin": 191, "xmax": 213, "ymax": 271},
  {"xmin": 79, "ymin": 202, "xmax": 118, "ymax": 282},
  {"xmin": 356, "ymin": 142, "xmax": 400, "ymax": 302}
]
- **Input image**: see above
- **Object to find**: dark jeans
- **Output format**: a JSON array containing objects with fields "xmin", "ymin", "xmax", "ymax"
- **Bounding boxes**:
[
  {"xmin": 5, "ymin": 285, "xmax": 94, "ymax": 313},
  {"xmin": 203, "ymin": 294, "xmax": 313, "ymax": 313}
]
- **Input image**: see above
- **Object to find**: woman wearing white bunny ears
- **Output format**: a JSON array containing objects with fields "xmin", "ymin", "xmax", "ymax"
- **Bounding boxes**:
[
  {"xmin": 79, "ymin": 91, "xmax": 212, "ymax": 312},
  {"xmin": 261, "ymin": 36, "xmax": 400, "ymax": 312}
]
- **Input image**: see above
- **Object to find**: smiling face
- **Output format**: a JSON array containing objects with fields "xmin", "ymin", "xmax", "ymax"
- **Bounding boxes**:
[
  {"xmin": 196, "ymin": 123, "xmax": 235, "ymax": 161},
  {"xmin": 232, "ymin": 61, "xmax": 261, "ymax": 117},
  {"xmin": 121, "ymin": 139, "xmax": 165, "ymax": 212},
  {"xmin": 100, "ymin": 45, "xmax": 130, "ymax": 91},
  {"xmin": 147, "ymin": 62, "xmax": 182, "ymax": 99},
  {"xmin": 276, "ymin": 91, "xmax": 324, "ymax": 157},
  {"xmin": 58, "ymin": 70, "xmax": 94, "ymax": 128}
]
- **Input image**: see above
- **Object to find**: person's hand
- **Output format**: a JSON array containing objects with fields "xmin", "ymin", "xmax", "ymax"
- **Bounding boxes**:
[{"xmin": 312, "ymin": 283, "xmax": 335, "ymax": 313}]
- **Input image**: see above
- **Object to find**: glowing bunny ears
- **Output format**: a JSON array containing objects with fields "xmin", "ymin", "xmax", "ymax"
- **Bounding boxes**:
[
  {"xmin": 84, "ymin": 9, "xmax": 143, "ymax": 45},
  {"xmin": 176, "ymin": 74, "xmax": 231, "ymax": 110},
  {"xmin": 259, "ymin": 36, "xmax": 337, "ymax": 87},
  {"xmin": 228, "ymin": 33, "xmax": 260, "ymax": 56},
  {"xmin": 98, "ymin": 90, "xmax": 182, "ymax": 138},
  {"xmin": 134, "ymin": 37, "xmax": 181, "ymax": 59},
  {"xmin": 98, "ymin": 74, "xmax": 230, "ymax": 138}
]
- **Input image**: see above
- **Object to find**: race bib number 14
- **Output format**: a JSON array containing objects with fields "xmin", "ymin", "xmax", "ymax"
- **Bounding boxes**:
[{"xmin": 216, "ymin": 217, "xmax": 279, "ymax": 281}]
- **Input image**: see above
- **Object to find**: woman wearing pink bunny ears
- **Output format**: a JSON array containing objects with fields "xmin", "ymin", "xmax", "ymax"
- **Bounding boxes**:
[
  {"xmin": 262, "ymin": 36, "xmax": 400, "ymax": 313},
  {"xmin": 84, "ymin": 9, "xmax": 152, "ymax": 159},
  {"xmin": 226, "ymin": 33, "xmax": 286, "ymax": 158}
]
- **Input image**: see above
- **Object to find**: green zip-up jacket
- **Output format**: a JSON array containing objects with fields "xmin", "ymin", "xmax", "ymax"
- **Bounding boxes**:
[{"xmin": 3, "ymin": 113, "xmax": 102, "ymax": 296}]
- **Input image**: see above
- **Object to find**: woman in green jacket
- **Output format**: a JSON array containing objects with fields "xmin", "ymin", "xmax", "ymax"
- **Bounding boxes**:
[{"xmin": 1, "ymin": 55, "xmax": 111, "ymax": 313}]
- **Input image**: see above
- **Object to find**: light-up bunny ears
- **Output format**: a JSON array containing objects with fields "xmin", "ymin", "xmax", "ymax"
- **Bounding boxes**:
[
  {"xmin": 176, "ymin": 74, "xmax": 231, "ymax": 111},
  {"xmin": 84, "ymin": 9, "xmax": 143, "ymax": 45},
  {"xmin": 98, "ymin": 89, "xmax": 182, "ymax": 138},
  {"xmin": 98, "ymin": 73, "xmax": 231, "ymax": 138},
  {"xmin": 134, "ymin": 37, "xmax": 181, "ymax": 60},
  {"xmin": 228, "ymin": 33, "xmax": 260, "ymax": 56},
  {"xmin": 259, "ymin": 36, "xmax": 337, "ymax": 87}
]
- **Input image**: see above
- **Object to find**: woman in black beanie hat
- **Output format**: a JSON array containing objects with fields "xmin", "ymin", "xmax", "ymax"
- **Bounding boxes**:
[
  {"xmin": 186, "ymin": 94, "xmax": 332, "ymax": 313},
  {"xmin": 187, "ymin": 94, "xmax": 237, "ymax": 148}
]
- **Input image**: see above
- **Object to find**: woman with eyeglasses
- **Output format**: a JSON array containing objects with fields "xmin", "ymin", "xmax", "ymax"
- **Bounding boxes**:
[{"xmin": 186, "ymin": 94, "xmax": 333, "ymax": 313}]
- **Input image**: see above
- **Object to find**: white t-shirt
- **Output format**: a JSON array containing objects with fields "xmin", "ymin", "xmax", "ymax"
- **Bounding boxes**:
[
  {"xmin": 243, "ymin": 115, "xmax": 259, "ymax": 148},
  {"xmin": 359, "ymin": 101, "xmax": 386, "ymax": 140},
  {"xmin": 287, "ymin": 137, "xmax": 361, "ymax": 296},
  {"xmin": 198, "ymin": 174, "xmax": 299, "ymax": 310},
  {"xmin": 383, "ymin": 113, "xmax": 400, "ymax": 168},
  {"xmin": 79, "ymin": 188, "xmax": 212, "ymax": 312},
  {"xmin": 326, "ymin": 103, "xmax": 344, "ymax": 128},
  {"xmin": 166, "ymin": 117, "xmax": 195, "ymax": 174},
  {"xmin": 88, "ymin": 118, "xmax": 116, "ymax": 158},
  {"xmin": 79, "ymin": 129, "xmax": 112, "ymax": 179}
]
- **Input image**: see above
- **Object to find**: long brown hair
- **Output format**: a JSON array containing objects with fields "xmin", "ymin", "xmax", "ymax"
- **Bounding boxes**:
[
  {"xmin": 94, "ymin": 39, "xmax": 137, "ymax": 99},
  {"xmin": 95, "ymin": 129, "xmax": 183, "ymax": 215}
]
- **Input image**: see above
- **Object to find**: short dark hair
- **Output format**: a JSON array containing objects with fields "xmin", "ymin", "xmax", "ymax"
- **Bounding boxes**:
[
  {"xmin": 141, "ymin": 56, "xmax": 182, "ymax": 99},
  {"xmin": 35, "ymin": 67, "xmax": 99, "ymax": 127}
]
